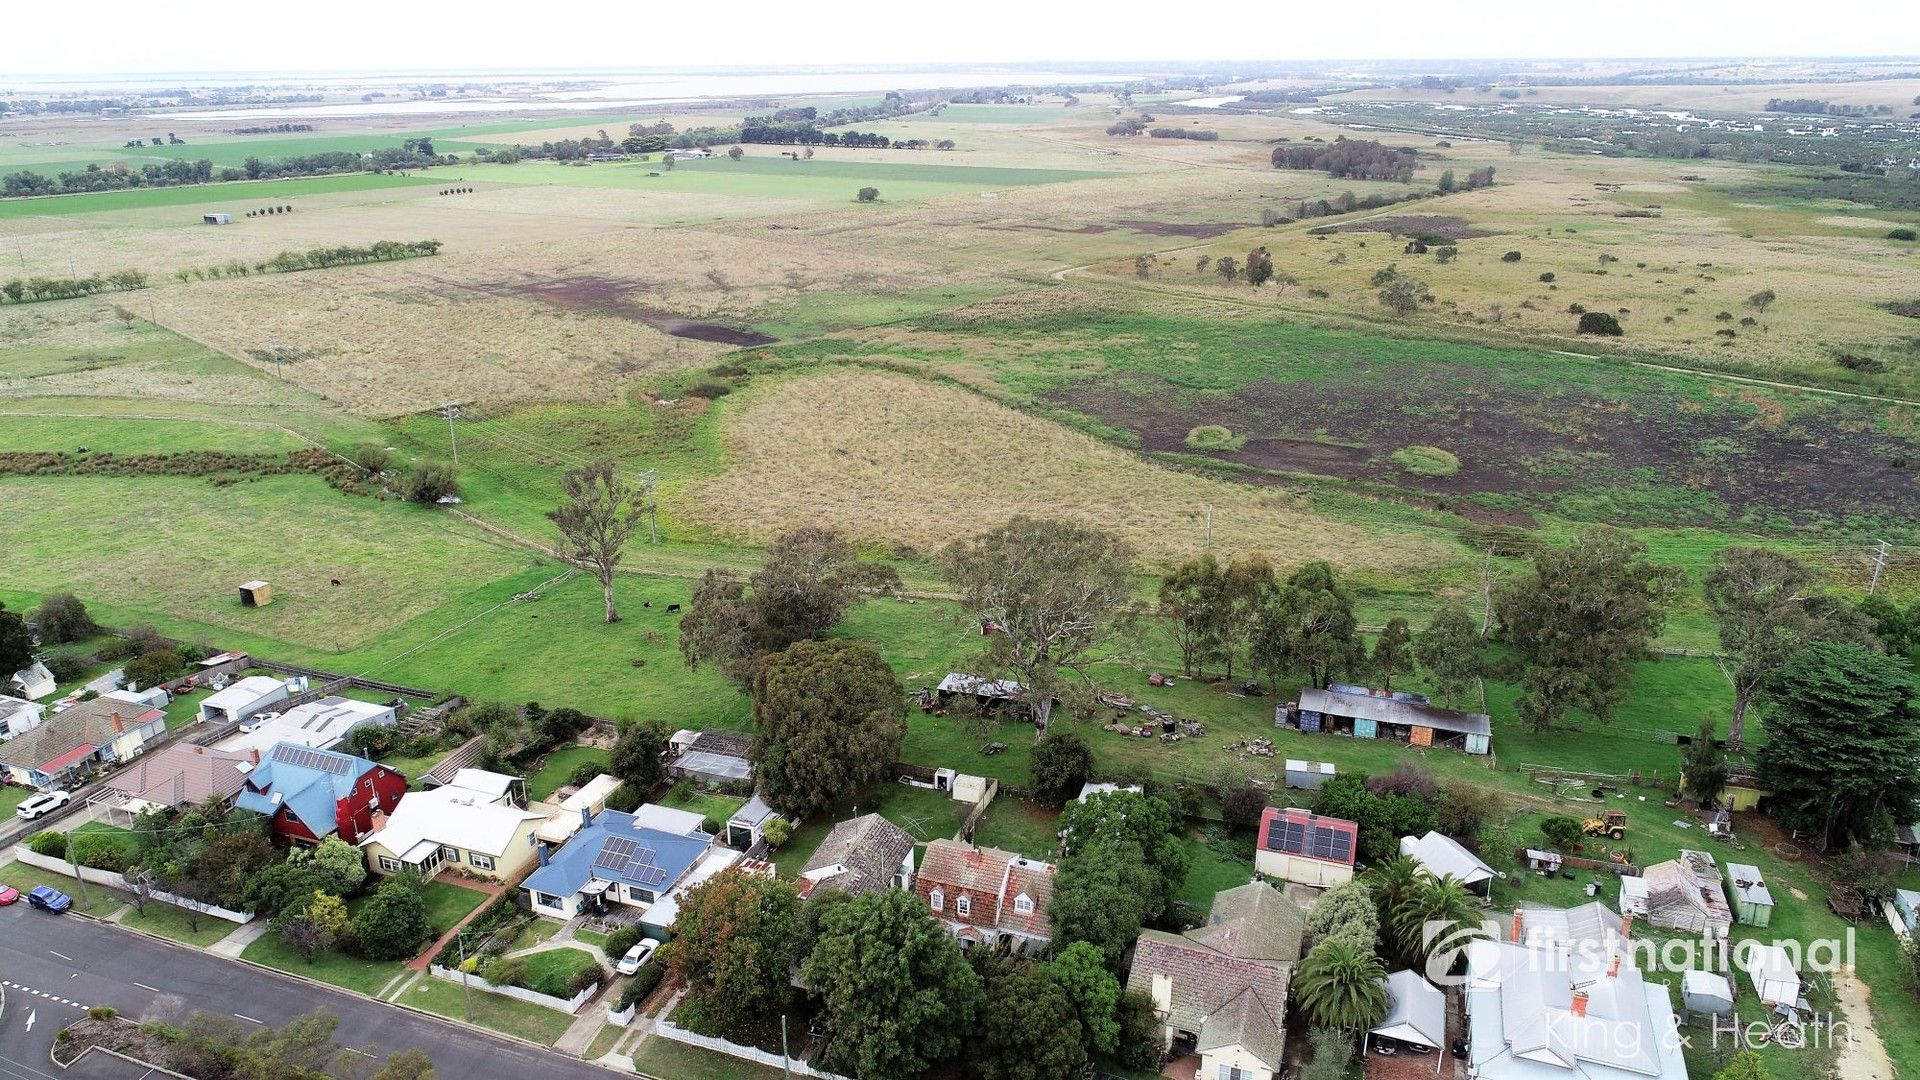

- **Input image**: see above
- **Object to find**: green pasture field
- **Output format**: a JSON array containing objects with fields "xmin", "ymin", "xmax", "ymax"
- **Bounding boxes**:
[
  {"xmin": 0, "ymin": 414, "xmax": 311, "ymax": 454},
  {"xmin": 913, "ymin": 104, "xmax": 1077, "ymax": 124},
  {"xmin": 0, "ymin": 172, "xmax": 441, "ymax": 219}
]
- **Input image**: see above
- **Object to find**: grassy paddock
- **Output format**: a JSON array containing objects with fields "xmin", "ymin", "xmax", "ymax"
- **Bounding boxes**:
[{"xmin": 0, "ymin": 172, "xmax": 441, "ymax": 219}]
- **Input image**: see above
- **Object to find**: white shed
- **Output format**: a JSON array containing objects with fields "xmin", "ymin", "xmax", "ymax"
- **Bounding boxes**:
[
  {"xmin": 1739, "ymin": 941, "xmax": 1800, "ymax": 1006},
  {"xmin": 0, "ymin": 696, "xmax": 46, "ymax": 737},
  {"xmin": 1681, "ymin": 969, "xmax": 1735, "ymax": 1016}
]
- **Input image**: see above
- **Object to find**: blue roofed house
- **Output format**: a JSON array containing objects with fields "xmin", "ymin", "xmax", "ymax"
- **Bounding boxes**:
[
  {"xmin": 523, "ymin": 807, "xmax": 722, "ymax": 932},
  {"xmin": 233, "ymin": 742, "xmax": 408, "ymax": 846}
]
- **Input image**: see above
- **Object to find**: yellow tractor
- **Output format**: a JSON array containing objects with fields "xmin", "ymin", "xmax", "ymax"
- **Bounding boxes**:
[{"xmin": 1582, "ymin": 809, "xmax": 1627, "ymax": 841}]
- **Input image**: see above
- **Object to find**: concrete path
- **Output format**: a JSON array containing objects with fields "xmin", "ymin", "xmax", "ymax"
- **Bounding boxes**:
[{"xmin": 208, "ymin": 916, "xmax": 272, "ymax": 958}]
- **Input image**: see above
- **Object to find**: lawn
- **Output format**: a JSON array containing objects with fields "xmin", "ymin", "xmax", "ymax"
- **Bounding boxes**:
[
  {"xmin": 118, "ymin": 899, "xmax": 238, "ymax": 947},
  {"xmin": 419, "ymin": 879, "xmax": 490, "ymax": 935},
  {"xmin": 0, "ymin": 860, "xmax": 127, "ymax": 916},
  {"xmin": 630, "ymin": 1037, "xmax": 785, "ymax": 1080},
  {"xmin": 527, "ymin": 745, "xmax": 611, "ymax": 801},
  {"xmin": 69, "ymin": 821, "xmax": 142, "ymax": 860},
  {"xmin": 240, "ymin": 929, "xmax": 406, "ymax": 996},
  {"xmin": 517, "ymin": 946, "xmax": 605, "ymax": 996},
  {"xmin": 1174, "ymin": 827, "xmax": 1256, "ymax": 914},
  {"xmin": 0, "ymin": 172, "xmax": 441, "ymax": 219},
  {"xmin": 0, "ymin": 786, "xmax": 32, "ymax": 818},
  {"xmin": 162, "ymin": 689, "xmax": 210, "ymax": 730},
  {"xmin": 771, "ymin": 782, "xmax": 962, "ymax": 878},
  {"xmin": 585, "ymin": 1022, "xmax": 625, "ymax": 1060},
  {"xmin": 968, "ymin": 798, "xmax": 1060, "ymax": 861},
  {"xmin": 377, "ymin": 739, "xmax": 462, "ymax": 789},
  {"xmin": 399, "ymin": 973, "xmax": 576, "ymax": 1045},
  {"xmin": 657, "ymin": 782, "xmax": 746, "ymax": 825}
]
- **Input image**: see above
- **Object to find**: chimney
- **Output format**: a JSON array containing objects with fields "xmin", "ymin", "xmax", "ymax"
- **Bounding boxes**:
[
  {"xmin": 369, "ymin": 809, "xmax": 388, "ymax": 835},
  {"xmin": 1607, "ymin": 952, "xmax": 1621, "ymax": 979},
  {"xmin": 1571, "ymin": 990, "xmax": 1589, "ymax": 1018},
  {"xmin": 249, "ymin": 747, "xmax": 262, "ymax": 765},
  {"xmin": 580, "ymin": 805, "xmax": 592, "ymax": 829},
  {"xmin": 1510, "ymin": 907, "xmax": 1525, "ymax": 943},
  {"xmin": 194, "ymin": 745, "xmax": 205, "ymax": 755},
  {"xmin": 111, "ymin": 712, "xmax": 125, "ymax": 733},
  {"xmin": 1620, "ymin": 914, "xmax": 1633, "ymax": 939}
]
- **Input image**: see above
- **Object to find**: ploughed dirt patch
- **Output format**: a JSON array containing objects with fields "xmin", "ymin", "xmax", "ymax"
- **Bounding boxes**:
[
  {"xmin": 1316, "ymin": 214, "xmax": 1490, "ymax": 239},
  {"xmin": 1048, "ymin": 369, "xmax": 1920, "ymax": 528},
  {"xmin": 980, "ymin": 219, "xmax": 1250, "ymax": 239},
  {"xmin": 470, "ymin": 275, "xmax": 778, "ymax": 347}
]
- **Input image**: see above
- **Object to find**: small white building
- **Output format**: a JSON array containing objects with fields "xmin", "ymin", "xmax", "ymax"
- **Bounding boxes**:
[
  {"xmin": 203, "ymin": 212, "xmax": 232, "ymax": 225},
  {"xmin": 103, "ymin": 686, "xmax": 171, "ymax": 711},
  {"xmin": 1, "ymin": 696, "xmax": 46, "ymax": 738},
  {"xmin": 1681, "ymin": 969, "xmax": 1735, "ymax": 1016},
  {"xmin": 1401, "ymin": 830, "xmax": 1501, "ymax": 895},
  {"xmin": 9, "ymin": 661, "xmax": 56, "ymax": 701},
  {"xmin": 726, "ymin": 794, "xmax": 779, "ymax": 849},
  {"xmin": 1739, "ymin": 942, "xmax": 1800, "ymax": 1007},
  {"xmin": 216, "ymin": 696, "xmax": 396, "ymax": 757},
  {"xmin": 198, "ymin": 675, "xmax": 293, "ymax": 725}
]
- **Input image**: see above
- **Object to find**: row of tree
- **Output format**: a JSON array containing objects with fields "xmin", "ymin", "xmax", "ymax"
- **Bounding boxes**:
[
  {"xmin": 1271, "ymin": 136, "xmax": 1420, "ymax": 181},
  {"xmin": 2, "ymin": 143, "xmax": 450, "ymax": 198},
  {"xmin": 1, "ymin": 269, "xmax": 148, "ymax": 304}
]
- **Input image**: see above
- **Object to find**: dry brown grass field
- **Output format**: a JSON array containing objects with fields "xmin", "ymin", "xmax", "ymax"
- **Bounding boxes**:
[
  {"xmin": 682, "ymin": 366, "xmax": 1463, "ymax": 577},
  {"xmin": 1331, "ymin": 78, "xmax": 1920, "ymax": 113}
]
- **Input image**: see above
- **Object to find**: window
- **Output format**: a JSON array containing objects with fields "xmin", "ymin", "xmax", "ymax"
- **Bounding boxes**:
[
  {"xmin": 930, "ymin": 888, "xmax": 944, "ymax": 912},
  {"xmin": 956, "ymin": 894, "xmax": 971, "ymax": 917},
  {"xmin": 1218, "ymin": 1067, "xmax": 1249, "ymax": 1080},
  {"xmin": 1013, "ymin": 892, "xmax": 1033, "ymax": 915},
  {"xmin": 377, "ymin": 856, "xmax": 400, "ymax": 873},
  {"xmin": 535, "ymin": 892, "xmax": 564, "ymax": 910},
  {"xmin": 627, "ymin": 884, "xmax": 655, "ymax": 904},
  {"xmin": 441, "ymin": 846, "xmax": 462, "ymax": 862},
  {"xmin": 468, "ymin": 852, "xmax": 495, "ymax": 872}
]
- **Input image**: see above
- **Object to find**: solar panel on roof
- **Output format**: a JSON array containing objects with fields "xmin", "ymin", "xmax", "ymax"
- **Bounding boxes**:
[
  {"xmin": 1309, "ymin": 824, "xmax": 1351, "ymax": 862},
  {"xmin": 274, "ymin": 745, "xmax": 351, "ymax": 774}
]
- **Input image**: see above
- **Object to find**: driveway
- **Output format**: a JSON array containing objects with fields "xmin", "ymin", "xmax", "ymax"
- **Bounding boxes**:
[{"xmin": 0, "ymin": 901, "xmax": 614, "ymax": 1079}]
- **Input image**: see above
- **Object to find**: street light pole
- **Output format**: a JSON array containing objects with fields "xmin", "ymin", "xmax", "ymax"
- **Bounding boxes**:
[{"xmin": 458, "ymin": 934, "xmax": 473, "ymax": 1020}]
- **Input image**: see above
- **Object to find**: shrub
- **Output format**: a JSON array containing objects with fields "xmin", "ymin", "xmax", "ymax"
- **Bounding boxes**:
[
  {"xmin": 124, "ymin": 648, "xmax": 181, "ymax": 690},
  {"xmin": 618, "ymin": 958, "xmax": 667, "ymax": 1009},
  {"xmin": 1888, "ymin": 228, "xmax": 1917, "ymax": 241},
  {"xmin": 32, "ymin": 593, "xmax": 99, "ymax": 644},
  {"xmin": 1540, "ymin": 815, "xmax": 1584, "ymax": 850},
  {"xmin": 29, "ymin": 831, "xmax": 69, "ymax": 858},
  {"xmin": 350, "ymin": 443, "xmax": 392, "ymax": 475},
  {"xmin": 400, "ymin": 463, "xmax": 459, "ymax": 504},
  {"xmin": 1183, "ymin": 425, "xmax": 1246, "ymax": 451},
  {"xmin": 72, "ymin": 834, "xmax": 129, "ymax": 872},
  {"xmin": 1538, "ymin": 272, "xmax": 1555, "ymax": 283},
  {"xmin": 41, "ymin": 648, "xmax": 92, "ymax": 683},
  {"xmin": 604, "ymin": 782, "xmax": 641, "ymax": 813},
  {"xmin": 480, "ymin": 955, "xmax": 528, "ymax": 988},
  {"xmin": 1577, "ymin": 311, "xmax": 1624, "ymax": 336},
  {"xmin": 1835, "ymin": 353, "xmax": 1887, "ymax": 373},
  {"xmin": 1390, "ymin": 445, "xmax": 1461, "ymax": 477},
  {"xmin": 762, "ymin": 817, "xmax": 792, "ymax": 849},
  {"xmin": 1221, "ymin": 787, "xmax": 1269, "ymax": 828},
  {"xmin": 606, "ymin": 926, "xmax": 643, "ymax": 962},
  {"xmin": 699, "ymin": 815, "xmax": 723, "ymax": 836},
  {"xmin": 1500, "ymin": 250, "xmax": 1522, "ymax": 262},
  {"xmin": 856, "ymin": 186, "xmax": 880, "ymax": 203},
  {"xmin": 567, "ymin": 761, "xmax": 605, "ymax": 787},
  {"xmin": 686, "ymin": 382, "xmax": 731, "ymax": 400},
  {"xmin": 350, "ymin": 877, "xmax": 431, "ymax": 960}
]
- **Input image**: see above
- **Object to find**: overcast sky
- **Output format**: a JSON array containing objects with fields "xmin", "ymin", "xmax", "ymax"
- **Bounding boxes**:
[{"xmin": 5, "ymin": 0, "xmax": 1918, "ymax": 77}]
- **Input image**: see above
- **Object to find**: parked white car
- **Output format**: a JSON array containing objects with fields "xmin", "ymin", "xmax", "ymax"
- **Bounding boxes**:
[
  {"xmin": 15, "ymin": 790, "xmax": 72, "ymax": 820},
  {"xmin": 616, "ymin": 940, "xmax": 658, "ymax": 975}
]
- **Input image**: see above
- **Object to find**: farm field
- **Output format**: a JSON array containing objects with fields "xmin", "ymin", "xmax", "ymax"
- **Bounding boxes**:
[{"xmin": 0, "ymin": 172, "xmax": 442, "ymax": 219}]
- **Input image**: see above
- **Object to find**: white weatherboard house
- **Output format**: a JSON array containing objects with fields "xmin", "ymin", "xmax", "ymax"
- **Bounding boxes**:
[
  {"xmin": 1463, "ymin": 930, "xmax": 1688, "ymax": 1080},
  {"xmin": 360, "ymin": 769, "xmax": 544, "ymax": 882},
  {"xmin": 9, "ymin": 661, "xmax": 56, "ymax": 702},
  {"xmin": 1, "ymin": 696, "xmax": 46, "ymax": 738}
]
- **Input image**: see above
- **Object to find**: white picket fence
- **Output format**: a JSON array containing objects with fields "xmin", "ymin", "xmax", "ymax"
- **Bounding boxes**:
[
  {"xmin": 655, "ymin": 1019, "xmax": 850, "ymax": 1080},
  {"xmin": 11, "ymin": 845, "xmax": 253, "ymax": 924},
  {"xmin": 426, "ymin": 964, "xmax": 597, "ymax": 1015}
]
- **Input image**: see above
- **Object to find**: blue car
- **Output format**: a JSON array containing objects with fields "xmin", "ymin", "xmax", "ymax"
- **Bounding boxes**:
[{"xmin": 27, "ymin": 885, "xmax": 72, "ymax": 914}]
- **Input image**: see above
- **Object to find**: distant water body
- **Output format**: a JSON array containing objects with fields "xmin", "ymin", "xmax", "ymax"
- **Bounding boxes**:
[{"xmin": 9, "ymin": 68, "xmax": 1147, "ymax": 120}]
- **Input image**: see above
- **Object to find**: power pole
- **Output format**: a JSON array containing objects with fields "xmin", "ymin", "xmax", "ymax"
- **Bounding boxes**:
[
  {"xmin": 441, "ymin": 402, "xmax": 461, "ymax": 464},
  {"xmin": 781, "ymin": 1014, "xmax": 791, "ymax": 1078},
  {"xmin": 1868, "ymin": 539, "xmax": 1893, "ymax": 594},
  {"xmin": 1204, "ymin": 503, "xmax": 1213, "ymax": 546},
  {"xmin": 1478, "ymin": 547, "xmax": 1494, "ymax": 637}
]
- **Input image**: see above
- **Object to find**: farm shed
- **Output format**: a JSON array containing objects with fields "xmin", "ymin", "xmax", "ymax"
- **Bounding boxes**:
[
  {"xmin": 198, "ymin": 675, "xmax": 294, "ymax": 725},
  {"xmin": 1294, "ymin": 686, "xmax": 1491, "ymax": 754},
  {"xmin": 934, "ymin": 672, "xmax": 1055, "ymax": 721},
  {"xmin": 1726, "ymin": 862, "xmax": 1774, "ymax": 927},
  {"xmin": 1255, "ymin": 806, "xmax": 1357, "ymax": 888},
  {"xmin": 1523, "ymin": 848, "xmax": 1563, "ymax": 874},
  {"xmin": 1681, "ymin": 970, "xmax": 1735, "ymax": 1016},
  {"xmin": 1637, "ymin": 850, "xmax": 1732, "ymax": 938},
  {"xmin": 237, "ymin": 579, "xmax": 272, "ymax": 606},
  {"xmin": 203, "ymin": 212, "xmax": 232, "ymax": 225},
  {"xmin": 1721, "ymin": 763, "xmax": 1767, "ymax": 812},
  {"xmin": 1739, "ymin": 942, "xmax": 1800, "ymax": 1006},
  {"xmin": 1285, "ymin": 759, "xmax": 1337, "ymax": 790},
  {"xmin": 1400, "ymin": 830, "xmax": 1499, "ymax": 894},
  {"xmin": 1371, "ymin": 969, "xmax": 1445, "ymax": 1052}
]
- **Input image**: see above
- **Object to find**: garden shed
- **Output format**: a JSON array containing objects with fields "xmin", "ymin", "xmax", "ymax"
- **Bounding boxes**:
[
  {"xmin": 1739, "ymin": 942, "xmax": 1800, "ymax": 1006},
  {"xmin": 237, "ymin": 579, "xmax": 273, "ymax": 607},
  {"xmin": 1726, "ymin": 862, "xmax": 1774, "ymax": 927},
  {"xmin": 1681, "ymin": 969, "xmax": 1735, "ymax": 1016},
  {"xmin": 1285, "ymin": 759, "xmax": 1336, "ymax": 790}
]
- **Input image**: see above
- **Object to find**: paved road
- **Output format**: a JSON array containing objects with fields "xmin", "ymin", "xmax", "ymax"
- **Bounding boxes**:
[{"xmin": 0, "ymin": 902, "xmax": 614, "ymax": 1080}]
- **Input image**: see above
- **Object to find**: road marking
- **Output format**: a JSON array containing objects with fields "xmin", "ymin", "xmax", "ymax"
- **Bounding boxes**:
[
  {"xmin": 23, "ymin": 1011, "xmax": 33, "ymax": 1032},
  {"xmin": 46, "ymin": 951, "xmax": 71, "ymax": 963},
  {"xmin": 345, "ymin": 1049, "xmax": 375, "ymax": 1058},
  {"xmin": 134, "ymin": 982, "xmax": 161, "ymax": 993},
  {"xmin": 234, "ymin": 1013, "xmax": 264, "ymax": 1024}
]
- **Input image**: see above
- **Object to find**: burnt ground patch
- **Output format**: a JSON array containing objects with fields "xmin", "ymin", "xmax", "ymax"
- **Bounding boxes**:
[
  {"xmin": 467, "ymin": 274, "xmax": 778, "ymax": 347},
  {"xmin": 1316, "ymin": 214, "xmax": 1491, "ymax": 240},
  {"xmin": 1047, "ymin": 368, "xmax": 1920, "ymax": 531}
]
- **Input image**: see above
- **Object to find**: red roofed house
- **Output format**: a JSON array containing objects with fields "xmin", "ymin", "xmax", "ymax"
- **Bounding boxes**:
[
  {"xmin": 1255, "ymin": 807, "xmax": 1358, "ymax": 888},
  {"xmin": 915, "ymin": 838, "xmax": 1053, "ymax": 954},
  {"xmin": 0, "ymin": 697, "xmax": 168, "ymax": 790},
  {"xmin": 234, "ymin": 742, "xmax": 409, "ymax": 846}
]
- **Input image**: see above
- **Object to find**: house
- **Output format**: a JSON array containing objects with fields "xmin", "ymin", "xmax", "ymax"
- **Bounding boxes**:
[
  {"xmin": 100, "ymin": 743, "xmax": 251, "ymax": 812},
  {"xmin": 1462, "ymin": 931, "xmax": 1688, "ymax": 1080},
  {"xmin": 796, "ymin": 813, "xmax": 916, "ymax": 899},
  {"xmin": 1511, "ymin": 902, "xmax": 1626, "ymax": 955},
  {"xmin": 915, "ymin": 839, "xmax": 1053, "ymax": 953},
  {"xmin": 666, "ymin": 729, "xmax": 753, "ymax": 787},
  {"xmin": 1284, "ymin": 759, "xmax": 1336, "ymax": 790},
  {"xmin": 1721, "ymin": 762, "xmax": 1767, "ymax": 813},
  {"xmin": 534, "ymin": 773, "xmax": 625, "ymax": 846},
  {"xmin": 1254, "ymin": 807, "xmax": 1357, "ymax": 888},
  {"xmin": 103, "ymin": 686, "xmax": 171, "ymax": 711},
  {"xmin": 663, "ymin": 148, "xmax": 712, "ymax": 160},
  {"xmin": 1894, "ymin": 888, "xmax": 1920, "ymax": 932},
  {"xmin": 9, "ymin": 660, "xmax": 56, "ymax": 701},
  {"xmin": 1289, "ymin": 685, "xmax": 1492, "ymax": 755},
  {"xmin": 360, "ymin": 770, "xmax": 545, "ymax": 881},
  {"xmin": 0, "ymin": 697, "xmax": 167, "ymax": 789},
  {"xmin": 522, "ymin": 807, "xmax": 713, "ymax": 922},
  {"xmin": 217, "ymin": 696, "xmax": 396, "ymax": 758},
  {"xmin": 1629, "ymin": 850, "xmax": 1732, "ymax": 937},
  {"xmin": 725, "ymin": 794, "xmax": 780, "ymax": 849},
  {"xmin": 1126, "ymin": 882, "xmax": 1306, "ymax": 1080},
  {"xmin": 1371, "ymin": 970, "xmax": 1446, "ymax": 1053},
  {"xmin": 198, "ymin": 676, "xmax": 292, "ymax": 725},
  {"xmin": 233, "ymin": 742, "xmax": 408, "ymax": 845},
  {"xmin": 1, "ymin": 696, "xmax": 46, "ymax": 738},
  {"xmin": 1739, "ymin": 942, "xmax": 1800, "ymax": 1007},
  {"xmin": 1401, "ymin": 830, "xmax": 1500, "ymax": 895},
  {"xmin": 1726, "ymin": 862, "xmax": 1774, "ymax": 927}
]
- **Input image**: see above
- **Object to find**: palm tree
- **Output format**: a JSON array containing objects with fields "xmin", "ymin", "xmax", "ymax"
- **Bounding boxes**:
[
  {"xmin": 1365, "ymin": 856, "xmax": 1424, "ymax": 939},
  {"xmin": 1293, "ymin": 940, "xmax": 1389, "ymax": 1032},
  {"xmin": 1390, "ymin": 874, "xmax": 1486, "ymax": 972}
]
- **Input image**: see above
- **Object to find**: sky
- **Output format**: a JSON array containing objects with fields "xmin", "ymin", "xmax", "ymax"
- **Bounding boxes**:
[{"xmin": 4, "ymin": 0, "xmax": 1919, "ymax": 77}]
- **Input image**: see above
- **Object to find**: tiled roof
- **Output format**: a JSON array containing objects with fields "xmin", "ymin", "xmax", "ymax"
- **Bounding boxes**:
[
  {"xmin": 799, "ymin": 813, "xmax": 915, "ymax": 898},
  {"xmin": 103, "ymin": 744, "xmax": 251, "ymax": 807},
  {"xmin": 0, "ymin": 698, "xmax": 161, "ymax": 771},
  {"xmin": 1185, "ymin": 881, "xmax": 1305, "ymax": 962},
  {"xmin": 916, "ymin": 839, "xmax": 1053, "ymax": 939}
]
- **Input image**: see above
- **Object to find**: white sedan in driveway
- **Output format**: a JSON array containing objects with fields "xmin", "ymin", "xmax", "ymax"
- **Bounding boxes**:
[
  {"xmin": 15, "ymin": 789, "xmax": 72, "ymax": 820},
  {"xmin": 616, "ymin": 939, "xmax": 658, "ymax": 975}
]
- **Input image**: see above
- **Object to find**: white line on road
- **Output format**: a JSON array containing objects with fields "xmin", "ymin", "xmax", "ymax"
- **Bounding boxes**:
[
  {"xmin": 234, "ymin": 1013, "xmax": 264, "ymax": 1024},
  {"xmin": 134, "ymin": 982, "xmax": 161, "ymax": 993},
  {"xmin": 45, "ymin": 952, "xmax": 71, "ymax": 963}
]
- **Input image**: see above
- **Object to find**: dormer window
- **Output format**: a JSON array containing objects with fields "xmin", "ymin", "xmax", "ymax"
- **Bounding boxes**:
[
  {"xmin": 1014, "ymin": 892, "xmax": 1033, "ymax": 915},
  {"xmin": 956, "ymin": 894, "xmax": 972, "ymax": 917},
  {"xmin": 930, "ymin": 888, "xmax": 944, "ymax": 912}
]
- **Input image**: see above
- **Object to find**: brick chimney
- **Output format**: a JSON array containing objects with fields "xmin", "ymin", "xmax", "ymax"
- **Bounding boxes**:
[
  {"xmin": 1571, "ymin": 990, "xmax": 1589, "ymax": 1018},
  {"xmin": 1620, "ymin": 914, "xmax": 1633, "ymax": 939},
  {"xmin": 1510, "ymin": 907, "xmax": 1525, "ymax": 943},
  {"xmin": 248, "ymin": 747, "xmax": 262, "ymax": 765},
  {"xmin": 111, "ymin": 712, "xmax": 125, "ymax": 733},
  {"xmin": 369, "ymin": 809, "xmax": 388, "ymax": 835},
  {"xmin": 1607, "ymin": 952, "xmax": 1621, "ymax": 979}
]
